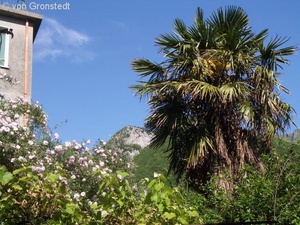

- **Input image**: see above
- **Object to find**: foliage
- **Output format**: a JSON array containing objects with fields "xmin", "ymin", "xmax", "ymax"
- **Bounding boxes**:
[
  {"xmin": 133, "ymin": 141, "xmax": 175, "ymax": 183},
  {"xmin": 196, "ymin": 143, "xmax": 300, "ymax": 225},
  {"xmin": 133, "ymin": 134, "xmax": 300, "ymax": 224},
  {"xmin": 93, "ymin": 172, "xmax": 202, "ymax": 225},
  {"xmin": 131, "ymin": 5, "xmax": 297, "ymax": 190},
  {"xmin": 0, "ymin": 97, "xmax": 203, "ymax": 224},
  {"xmin": 0, "ymin": 166, "xmax": 89, "ymax": 224}
]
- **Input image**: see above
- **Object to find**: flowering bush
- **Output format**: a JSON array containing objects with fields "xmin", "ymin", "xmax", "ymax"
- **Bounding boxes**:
[{"xmin": 0, "ymin": 96, "xmax": 202, "ymax": 224}]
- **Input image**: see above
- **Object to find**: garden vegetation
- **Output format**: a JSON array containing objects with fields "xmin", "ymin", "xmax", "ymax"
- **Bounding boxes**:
[{"xmin": 0, "ymin": 5, "xmax": 299, "ymax": 225}]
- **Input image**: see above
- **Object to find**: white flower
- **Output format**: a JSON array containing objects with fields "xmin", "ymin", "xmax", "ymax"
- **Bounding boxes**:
[
  {"xmin": 64, "ymin": 141, "xmax": 71, "ymax": 147},
  {"xmin": 28, "ymin": 140, "xmax": 34, "ymax": 146},
  {"xmin": 92, "ymin": 201, "xmax": 98, "ymax": 206},
  {"xmin": 80, "ymin": 192, "xmax": 86, "ymax": 197},
  {"xmin": 54, "ymin": 133, "xmax": 59, "ymax": 140},
  {"xmin": 154, "ymin": 172, "xmax": 160, "ymax": 178},
  {"xmin": 71, "ymin": 175, "xmax": 76, "ymax": 179},
  {"xmin": 43, "ymin": 140, "xmax": 49, "ymax": 145},
  {"xmin": 117, "ymin": 174, "xmax": 123, "ymax": 181},
  {"xmin": 18, "ymin": 156, "xmax": 27, "ymax": 162},
  {"xmin": 101, "ymin": 210, "xmax": 108, "ymax": 218},
  {"xmin": 73, "ymin": 193, "xmax": 80, "ymax": 200}
]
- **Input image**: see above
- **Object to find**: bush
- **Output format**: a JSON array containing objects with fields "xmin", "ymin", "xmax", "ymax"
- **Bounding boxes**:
[
  {"xmin": 199, "ymin": 147, "xmax": 300, "ymax": 224},
  {"xmin": 0, "ymin": 97, "xmax": 203, "ymax": 224}
]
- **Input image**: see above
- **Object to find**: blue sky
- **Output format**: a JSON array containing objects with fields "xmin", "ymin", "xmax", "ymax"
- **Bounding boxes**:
[{"xmin": 17, "ymin": 0, "xmax": 300, "ymax": 143}]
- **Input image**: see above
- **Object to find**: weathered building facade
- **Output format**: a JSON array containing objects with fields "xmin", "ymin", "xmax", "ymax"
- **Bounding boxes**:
[{"xmin": 0, "ymin": 5, "xmax": 42, "ymax": 101}]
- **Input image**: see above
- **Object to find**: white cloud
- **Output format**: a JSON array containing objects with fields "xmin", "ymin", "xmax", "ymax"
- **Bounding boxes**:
[
  {"xmin": 34, "ymin": 17, "xmax": 94, "ymax": 63},
  {"xmin": 110, "ymin": 20, "xmax": 129, "ymax": 33}
]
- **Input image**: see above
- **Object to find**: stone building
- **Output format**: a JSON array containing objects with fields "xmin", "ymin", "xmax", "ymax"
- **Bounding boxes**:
[{"xmin": 0, "ymin": 5, "xmax": 42, "ymax": 101}]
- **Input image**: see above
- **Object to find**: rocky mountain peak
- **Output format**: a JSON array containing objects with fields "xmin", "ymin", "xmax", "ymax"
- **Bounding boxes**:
[{"xmin": 105, "ymin": 125, "xmax": 153, "ymax": 157}]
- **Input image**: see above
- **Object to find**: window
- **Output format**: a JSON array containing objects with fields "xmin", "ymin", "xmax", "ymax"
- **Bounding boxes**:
[{"xmin": 0, "ymin": 26, "xmax": 11, "ymax": 68}]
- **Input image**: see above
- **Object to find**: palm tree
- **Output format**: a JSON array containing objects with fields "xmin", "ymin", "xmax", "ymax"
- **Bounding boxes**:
[{"xmin": 131, "ymin": 6, "xmax": 297, "ymax": 191}]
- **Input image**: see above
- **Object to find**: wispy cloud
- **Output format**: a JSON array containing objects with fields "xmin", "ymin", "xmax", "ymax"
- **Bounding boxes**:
[
  {"xmin": 110, "ymin": 20, "xmax": 129, "ymax": 33},
  {"xmin": 34, "ymin": 18, "xmax": 94, "ymax": 63}
]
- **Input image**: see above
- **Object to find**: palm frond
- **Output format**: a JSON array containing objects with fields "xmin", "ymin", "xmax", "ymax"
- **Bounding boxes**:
[
  {"xmin": 258, "ymin": 36, "xmax": 297, "ymax": 71},
  {"xmin": 219, "ymin": 81, "xmax": 249, "ymax": 101},
  {"xmin": 131, "ymin": 58, "xmax": 166, "ymax": 81},
  {"xmin": 208, "ymin": 6, "xmax": 250, "ymax": 34},
  {"xmin": 177, "ymin": 80, "xmax": 220, "ymax": 101},
  {"xmin": 187, "ymin": 135, "xmax": 213, "ymax": 168}
]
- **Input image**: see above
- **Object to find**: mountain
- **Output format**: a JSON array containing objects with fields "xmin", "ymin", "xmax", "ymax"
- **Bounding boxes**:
[
  {"xmin": 105, "ymin": 125, "xmax": 153, "ymax": 158},
  {"xmin": 105, "ymin": 126, "xmax": 300, "ymax": 159},
  {"xmin": 280, "ymin": 129, "xmax": 300, "ymax": 142}
]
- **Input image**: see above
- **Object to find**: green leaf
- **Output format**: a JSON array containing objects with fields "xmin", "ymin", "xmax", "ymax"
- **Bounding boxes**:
[
  {"xmin": 13, "ymin": 167, "xmax": 30, "ymax": 175},
  {"xmin": 151, "ymin": 193, "xmax": 158, "ymax": 202},
  {"xmin": 147, "ymin": 179, "xmax": 156, "ymax": 188},
  {"xmin": 163, "ymin": 212, "xmax": 176, "ymax": 220},
  {"xmin": 116, "ymin": 170, "xmax": 129, "ymax": 178},
  {"xmin": 65, "ymin": 203, "xmax": 76, "ymax": 215},
  {"xmin": 188, "ymin": 210, "xmax": 199, "ymax": 217},
  {"xmin": 0, "ymin": 171, "xmax": 13, "ymax": 185},
  {"xmin": 154, "ymin": 182, "xmax": 165, "ymax": 191},
  {"xmin": 12, "ymin": 184, "xmax": 23, "ymax": 191},
  {"xmin": 158, "ymin": 203, "xmax": 164, "ymax": 212},
  {"xmin": 117, "ymin": 199, "xmax": 124, "ymax": 207},
  {"xmin": 47, "ymin": 173, "xmax": 60, "ymax": 182}
]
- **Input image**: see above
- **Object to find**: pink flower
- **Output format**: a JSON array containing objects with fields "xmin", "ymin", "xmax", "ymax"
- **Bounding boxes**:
[
  {"xmin": 88, "ymin": 160, "xmax": 94, "ymax": 166},
  {"xmin": 5, "ymin": 116, "xmax": 11, "ymax": 123},
  {"xmin": 68, "ymin": 155, "xmax": 75, "ymax": 164},
  {"xmin": 32, "ymin": 166, "xmax": 45, "ymax": 173},
  {"xmin": 55, "ymin": 145, "xmax": 63, "ymax": 153},
  {"xmin": 78, "ymin": 157, "xmax": 85, "ymax": 165}
]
